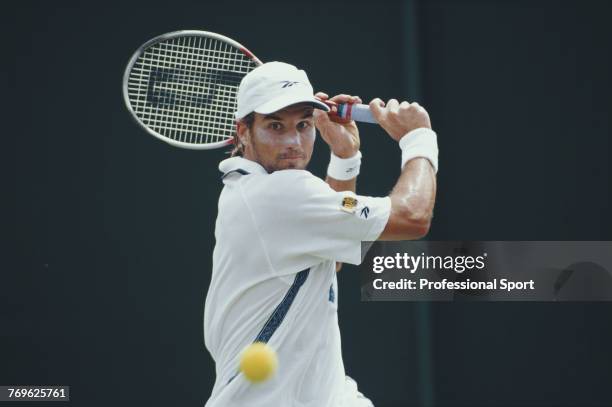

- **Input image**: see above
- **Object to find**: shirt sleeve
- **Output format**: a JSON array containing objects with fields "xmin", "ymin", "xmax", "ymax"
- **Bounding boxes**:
[{"xmin": 240, "ymin": 170, "xmax": 391, "ymax": 273}]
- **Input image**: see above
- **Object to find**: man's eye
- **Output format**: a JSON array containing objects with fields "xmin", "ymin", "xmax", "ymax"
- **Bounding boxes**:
[
  {"xmin": 270, "ymin": 122, "xmax": 282, "ymax": 130},
  {"xmin": 297, "ymin": 121, "xmax": 311, "ymax": 130}
]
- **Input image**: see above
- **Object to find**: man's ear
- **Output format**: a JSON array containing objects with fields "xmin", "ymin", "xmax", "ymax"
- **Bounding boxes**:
[{"xmin": 236, "ymin": 120, "xmax": 249, "ymax": 146}]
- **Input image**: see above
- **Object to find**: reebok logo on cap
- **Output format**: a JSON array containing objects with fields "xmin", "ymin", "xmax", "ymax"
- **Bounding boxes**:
[{"xmin": 281, "ymin": 81, "xmax": 299, "ymax": 88}]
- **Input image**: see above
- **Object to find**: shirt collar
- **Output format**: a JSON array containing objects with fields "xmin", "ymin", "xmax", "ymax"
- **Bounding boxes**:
[{"xmin": 218, "ymin": 156, "xmax": 268, "ymax": 177}]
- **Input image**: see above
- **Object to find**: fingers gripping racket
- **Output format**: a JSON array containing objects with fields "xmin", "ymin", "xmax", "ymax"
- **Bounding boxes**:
[{"xmin": 123, "ymin": 30, "xmax": 376, "ymax": 150}]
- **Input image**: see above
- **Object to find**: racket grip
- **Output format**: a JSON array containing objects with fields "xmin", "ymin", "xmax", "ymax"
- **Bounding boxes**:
[{"xmin": 337, "ymin": 103, "xmax": 378, "ymax": 124}]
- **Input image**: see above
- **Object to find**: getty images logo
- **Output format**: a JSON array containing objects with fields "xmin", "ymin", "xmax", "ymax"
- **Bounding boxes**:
[{"xmin": 281, "ymin": 81, "xmax": 299, "ymax": 88}]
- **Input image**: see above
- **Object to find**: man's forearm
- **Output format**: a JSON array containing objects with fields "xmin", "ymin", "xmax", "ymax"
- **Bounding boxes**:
[{"xmin": 381, "ymin": 158, "xmax": 436, "ymax": 240}]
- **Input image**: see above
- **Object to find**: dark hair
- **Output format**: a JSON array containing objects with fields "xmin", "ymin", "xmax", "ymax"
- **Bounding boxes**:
[{"xmin": 230, "ymin": 113, "xmax": 255, "ymax": 157}]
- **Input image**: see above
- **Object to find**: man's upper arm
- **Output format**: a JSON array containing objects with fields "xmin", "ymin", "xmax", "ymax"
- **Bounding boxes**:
[{"xmin": 243, "ymin": 170, "xmax": 391, "ymax": 270}]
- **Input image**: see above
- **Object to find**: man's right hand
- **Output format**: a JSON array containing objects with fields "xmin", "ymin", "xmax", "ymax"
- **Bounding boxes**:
[{"xmin": 369, "ymin": 98, "xmax": 432, "ymax": 142}]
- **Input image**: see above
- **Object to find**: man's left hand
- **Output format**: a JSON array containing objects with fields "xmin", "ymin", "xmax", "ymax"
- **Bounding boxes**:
[{"xmin": 314, "ymin": 92, "xmax": 361, "ymax": 158}]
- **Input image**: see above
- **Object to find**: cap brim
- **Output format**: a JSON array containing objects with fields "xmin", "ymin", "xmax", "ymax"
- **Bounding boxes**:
[{"xmin": 254, "ymin": 93, "xmax": 330, "ymax": 115}]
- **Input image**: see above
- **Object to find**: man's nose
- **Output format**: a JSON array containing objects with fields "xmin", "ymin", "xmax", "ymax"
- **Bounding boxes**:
[{"xmin": 284, "ymin": 130, "xmax": 301, "ymax": 146}]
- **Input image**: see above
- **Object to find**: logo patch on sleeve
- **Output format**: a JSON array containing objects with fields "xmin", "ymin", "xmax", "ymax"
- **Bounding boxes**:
[{"xmin": 341, "ymin": 196, "xmax": 358, "ymax": 213}]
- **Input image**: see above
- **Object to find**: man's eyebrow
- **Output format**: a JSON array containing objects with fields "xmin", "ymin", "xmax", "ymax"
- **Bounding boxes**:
[
  {"xmin": 262, "ymin": 114, "xmax": 282, "ymax": 121},
  {"xmin": 302, "ymin": 110, "xmax": 314, "ymax": 118}
]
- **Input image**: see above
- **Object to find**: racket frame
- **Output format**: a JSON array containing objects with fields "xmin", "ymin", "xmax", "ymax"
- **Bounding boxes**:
[{"xmin": 122, "ymin": 30, "xmax": 262, "ymax": 150}]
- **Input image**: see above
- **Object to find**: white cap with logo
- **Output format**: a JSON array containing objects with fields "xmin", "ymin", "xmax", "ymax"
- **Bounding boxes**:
[{"xmin": 235, "ymin": 62, "xmax": 330, "ymax": 120}]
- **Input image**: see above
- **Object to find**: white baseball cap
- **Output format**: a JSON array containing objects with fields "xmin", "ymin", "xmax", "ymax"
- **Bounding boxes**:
[{"xmin": 235, "ymin": 61, "xmax": 330, "ymax": 120}]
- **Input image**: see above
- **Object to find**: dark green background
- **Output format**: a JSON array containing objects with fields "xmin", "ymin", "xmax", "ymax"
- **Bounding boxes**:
[{"xmin": 8, "ymin": 1, "xmax": 611, "ymax": 406}]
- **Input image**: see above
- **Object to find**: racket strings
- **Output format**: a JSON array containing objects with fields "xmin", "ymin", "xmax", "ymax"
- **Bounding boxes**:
[
  {"xmin": 126, "ymin": 35, "xmax": 257, "ymax": 145},
  {"xmin": 138, "ymin": 37, "xmax": 238, "ymax": 143}
]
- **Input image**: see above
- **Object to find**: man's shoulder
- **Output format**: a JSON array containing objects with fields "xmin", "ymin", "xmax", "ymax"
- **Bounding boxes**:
[
  {"xmin": 268, "ymin": 168, "xmax": 319, "ymax": 182},
  {"xmin": 241, "ymin": 169, "xmax": 332, "ymax": 209},
  {"xmin": 245, "ymin": 169, "xmax": 326, "ymax": 190}
]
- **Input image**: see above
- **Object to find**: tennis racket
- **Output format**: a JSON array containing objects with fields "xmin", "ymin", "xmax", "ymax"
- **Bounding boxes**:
[{"xmin": 122, "ymin": 30, "xmax": 376, "ymax": 150}]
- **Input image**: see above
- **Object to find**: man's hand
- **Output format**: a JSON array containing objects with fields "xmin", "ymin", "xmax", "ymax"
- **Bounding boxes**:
[
  {"xmin": 314, "ymin": 92, "xmax": 361, "ymax": 158},
  {"xmin": 369, "ymin": 98, "xmax": 432, "ymax": 142}
]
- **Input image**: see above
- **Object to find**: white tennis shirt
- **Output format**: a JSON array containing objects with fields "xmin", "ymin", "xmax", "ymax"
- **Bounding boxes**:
[{"xmin": 204, "ymin": 156, "xmax": 391, "ymax": 406}]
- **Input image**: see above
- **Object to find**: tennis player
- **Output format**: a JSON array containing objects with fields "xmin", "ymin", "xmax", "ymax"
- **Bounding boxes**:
[{"xmin": 204, "ymin": 62, "xmax": 438, "ymax": 406}]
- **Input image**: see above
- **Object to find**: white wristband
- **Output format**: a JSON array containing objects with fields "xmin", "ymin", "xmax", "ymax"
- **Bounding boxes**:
[
  {"xmin": 399, "ymin": 128, "xmax": 439, "ymax": 173},
  {"xmin": 327, "ymin": 151, "xmax": 362, "ymax": 180}
]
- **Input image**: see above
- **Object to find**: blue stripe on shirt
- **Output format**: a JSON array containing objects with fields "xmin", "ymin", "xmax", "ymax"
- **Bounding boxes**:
[
  {"xmin": 227, "ymin": 268, "xmax": 310, "ymax": 385},
  {"xmin": 254, "ymin": 269, "xmax": 310, "ymax": 343}
]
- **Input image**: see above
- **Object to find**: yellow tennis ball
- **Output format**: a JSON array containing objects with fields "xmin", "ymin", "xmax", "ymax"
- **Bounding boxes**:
[{"xmin": 239, "ymin": 342, "xmax": 278, "ymax": 383}]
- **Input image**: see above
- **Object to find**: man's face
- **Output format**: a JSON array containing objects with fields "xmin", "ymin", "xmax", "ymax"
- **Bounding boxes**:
[{"xmin": 238, "ymin": 104, "xmax": 316, "ymax": 173}]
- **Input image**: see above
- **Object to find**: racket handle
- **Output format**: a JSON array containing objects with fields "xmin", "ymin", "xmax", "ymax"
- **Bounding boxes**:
[{"xmin": 337, "ymin": 103, "xmax": 378, "ymax": 124}]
